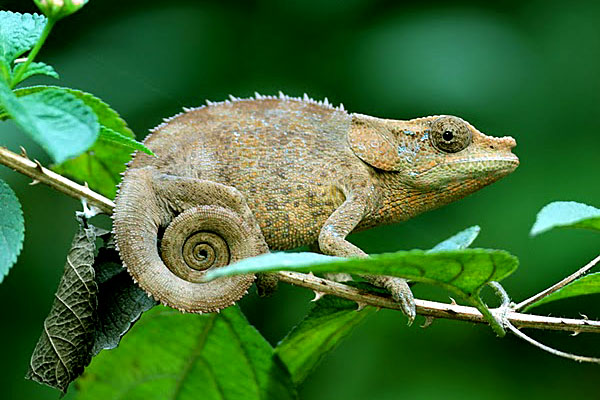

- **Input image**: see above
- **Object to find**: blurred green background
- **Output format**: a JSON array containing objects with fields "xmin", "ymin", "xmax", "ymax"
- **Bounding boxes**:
[{"xmin": 1, "ymin": 0, "xmax": 599, "ymax": 398}]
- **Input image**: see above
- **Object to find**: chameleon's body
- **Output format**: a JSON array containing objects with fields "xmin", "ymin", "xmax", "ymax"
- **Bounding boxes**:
[{"xmin": 113, "ymin": 93, "xmax": 518, "ymax": 316}]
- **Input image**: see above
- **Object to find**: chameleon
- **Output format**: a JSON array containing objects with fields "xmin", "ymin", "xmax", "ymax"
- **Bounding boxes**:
[{"xmin": 113, "ymin": 92, "xmax": 519, "ymax": 321}]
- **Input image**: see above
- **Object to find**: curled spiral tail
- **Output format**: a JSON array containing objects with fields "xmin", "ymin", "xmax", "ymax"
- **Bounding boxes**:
[{"xmin": 113, "ymin": 168, "xmax": 268, "ymax": 313}]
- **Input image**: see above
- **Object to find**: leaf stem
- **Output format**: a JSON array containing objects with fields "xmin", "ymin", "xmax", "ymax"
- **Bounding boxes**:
[
  {"xmin": 514, "ymin": 254, "xmax": 600, "ymax": 311},
  {"xmin": 471, "ymin": 296, "xmax": 505, "ymax": 337},
  {"xmin": 1, "ymin": 145, "xmax": 599, "ymax": 335},
  {"xmin": 10, "ymin": 18, "xmax": 56, "ymax": 88}
]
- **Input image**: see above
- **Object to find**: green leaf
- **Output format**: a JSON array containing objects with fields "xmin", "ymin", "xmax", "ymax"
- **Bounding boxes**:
[
  {"xmin": 11, "ymin": 86, "xmax": 133, "ymax": 136},
  {"xmin": 91, "ymin": 232, "xmax": 157, "ymax": 355},
  {"xmin": 98, "ymin": 126, "xmax": 155, "ymax": 156},
  {"xmin": 206, "ymin": 249, "xmax": 518, "ymax": 336},
  {"xmin": 0, "ymin": 81, "xmax": 99, "ymax": 163},
  {"xmin": 207, "ymin": 249, "xmax": 517, "ymax": 297},
  {"xmin": 428, "ymin": 225, "xmax": 480, "ymax": 253},
  {"xmin": 11, "ymin": 61, "xmax": 58, "ymax": 85},
  {"xmin": 524, "ymin": 272, "xmax": 600, "ymax": 311},
  {"xmin": 0, "ymin": 11, "xmax": 47, "ymax": 66},
  {"xmin": 76, "ymin": 306, "xmax": 297, "ymax": 400},
  {"xmin": 11, "ymin": 86, "xmax": 135, "ymax": 138},
  {"xmin": 9, "ymin": 85, "xmax": 150, "ymax": 198},
  {"xmin": 52, "ymin": 137, "xmax": 130, "ymax": 198},
  {"xmin": 276, "ymin": 295, "xmax": 376, "ymax": 386},
  {"xmin": 26, "ymin": 218, "xmax": 99, "ymax": 393},
  {"xmin": 0, "ymin": 178, "xmax": 24, "ymax": 283},
  {"xmin": 531, "ymin": 201, "xmax": 600, "ymax": 236}
]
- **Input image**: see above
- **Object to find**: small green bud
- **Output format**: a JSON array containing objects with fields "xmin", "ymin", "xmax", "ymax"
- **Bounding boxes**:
[{"xmin": 33, "ymin": 0, "xmax": 89, "ymax": 21}]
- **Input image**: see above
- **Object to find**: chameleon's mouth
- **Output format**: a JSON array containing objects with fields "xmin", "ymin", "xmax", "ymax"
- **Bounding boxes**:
[
  {"xmin": 443, "ymin": 155, "xmax": 519, "ymax": 170},
  {"xmin": 419, "ymin": 155, "xmax": 519, "ymax": 176}
]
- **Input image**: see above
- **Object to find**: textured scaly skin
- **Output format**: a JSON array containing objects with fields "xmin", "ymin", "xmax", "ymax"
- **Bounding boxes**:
[{"xmin": 113, "ymin": 93, "xmax": 519, "ymax": 316}]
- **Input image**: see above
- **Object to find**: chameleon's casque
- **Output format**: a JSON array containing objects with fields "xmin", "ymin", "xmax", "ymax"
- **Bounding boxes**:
[{"xmin": 113, "ymin": 93, "xmax": 518, "ymax": 314}]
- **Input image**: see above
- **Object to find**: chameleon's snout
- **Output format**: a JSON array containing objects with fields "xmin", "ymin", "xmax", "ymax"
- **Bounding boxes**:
[
  {"xmin": 484, "ymin": 134, "xmax": 516, "ymax": 152},
  {"xmin": 479, "ymin": 134, "xmax": 519, "ymax": 164},
  {"xmin": 468, "ymin": 131, "xmax": 519, "ymax": 173},
  {"xmin": 495, "ymin": 136, "xmax": 517, "ymax": 151},
  {"xmin": 492, "ymin": 135, "xmax": 519, "ymax": 170}
]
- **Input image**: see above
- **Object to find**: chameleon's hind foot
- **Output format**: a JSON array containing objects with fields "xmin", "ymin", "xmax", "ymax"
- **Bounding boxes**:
[
  {"xmin": 364, "ymin": 275, "xmax": 416, "ymax": 324},
  {"xmin": 255, "ymin": 272, "xmax": 279, "ymax": 297}
]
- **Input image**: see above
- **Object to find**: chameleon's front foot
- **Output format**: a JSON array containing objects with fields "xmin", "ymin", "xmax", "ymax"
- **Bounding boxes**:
[
  {"xmin": 364, "ymin": 275, "xmax": 416, "ymax": 324},
  {"xmin": 316, "ymin": 227, "xmax": 417, "ymax": 322}
]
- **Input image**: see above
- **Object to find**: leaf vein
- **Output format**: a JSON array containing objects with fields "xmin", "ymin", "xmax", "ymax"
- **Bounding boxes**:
[{"xmin": 170, "ymin": 314, "xmax": 217, "ymax": 400}]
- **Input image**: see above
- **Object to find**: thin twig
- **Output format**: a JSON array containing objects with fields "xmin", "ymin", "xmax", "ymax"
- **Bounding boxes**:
[
  {"xmin": 514, "ymin": 254, "xmax": 600, "ymax": 311},
  {"xmin": 1, "ymin": 145, "xmax": 600, "ymax": 334},
  {"xmin": 0, "ymin": 147, "xmax": 114, "ymax": 214},
  {"xmin": 505, "ymin": 321, "xmax": 600, "ymax": 363}
]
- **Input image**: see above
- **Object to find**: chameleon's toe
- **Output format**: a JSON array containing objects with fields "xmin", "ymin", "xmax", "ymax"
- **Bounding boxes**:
[
  {"xmin": 384, "ymin": 277, "xmax": 416, "ymax": 324},
  {"xmin": 363, "ymin": 274, "xmax": 416, "ymax": 324}
]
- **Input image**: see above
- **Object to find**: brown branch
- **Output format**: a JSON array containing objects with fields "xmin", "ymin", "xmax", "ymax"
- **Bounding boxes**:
[
  {"xmin": 277, "ymin": 271, "xmax": 600, "ymax": 334},
  {"xmin": 0, "ymin": 146, "xmax": 114, "ymax": 214},
  {"xmin": 1, "ymin": 145, "xmax": 599, "ymax": 334}
]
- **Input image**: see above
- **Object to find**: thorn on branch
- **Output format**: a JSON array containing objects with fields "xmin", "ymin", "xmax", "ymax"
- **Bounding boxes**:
[
  {"xmin": 80, "ymin": 199, "xmax": 100, "ymax": 219},
  {"xmin": 34, "ymin": 159, "xmax": 44, "ymax": 171},
  {"xmin": 421, "ymin": 316, "xmax": 435, "ymax": 329},
  {"xmin": 311, "ymin": 290, "xmax": 325, "ymax": 302},
  {"xmin": 19, "ymin": 146, "xmax": 29, "ymax": 159}
]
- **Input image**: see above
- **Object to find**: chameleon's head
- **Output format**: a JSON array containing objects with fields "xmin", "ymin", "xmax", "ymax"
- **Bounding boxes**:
[{"xmin": 348, "ymin": 114, "xmax": 519, "ymax": 193}]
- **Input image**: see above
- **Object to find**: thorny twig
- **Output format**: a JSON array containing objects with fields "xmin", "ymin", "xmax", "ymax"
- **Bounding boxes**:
[
  {"xmin": 276, "ymin": 271, "xmax": 600, "ymax": 334},
  {"xmin": 1, "ymin": 146, "xmax": 599, "ymax": 355},
  {"xmin": 0, "ymin": 146, "xmax": 114, "ymax": 214}
]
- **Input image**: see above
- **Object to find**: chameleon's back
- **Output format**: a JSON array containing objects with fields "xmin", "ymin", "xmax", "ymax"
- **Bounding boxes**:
[{"xmin": 127, "ymin": 96, "xmax": 358, "ymax": 249}]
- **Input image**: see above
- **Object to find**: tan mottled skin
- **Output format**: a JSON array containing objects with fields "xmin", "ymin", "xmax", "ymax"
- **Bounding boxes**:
[{"xmin": 113, "ymin": 94, "xmax": 519, "ymax": 316}]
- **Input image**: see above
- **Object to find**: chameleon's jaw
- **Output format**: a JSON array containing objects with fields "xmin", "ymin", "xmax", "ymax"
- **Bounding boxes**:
[{"xmin": 439, "ymin": 154, "xmax": 519, "ymax": 175}]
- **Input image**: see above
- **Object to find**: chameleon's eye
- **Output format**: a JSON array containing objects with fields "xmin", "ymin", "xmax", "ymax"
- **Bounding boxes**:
[{"xmin": 431, "ymin": 116, "xmax": 472, "ymax": 153}]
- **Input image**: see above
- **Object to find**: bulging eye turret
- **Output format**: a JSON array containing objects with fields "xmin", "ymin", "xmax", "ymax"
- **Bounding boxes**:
[{"xmin": 430, "ymin": 116, "xmax": 472, "ymax": 153}]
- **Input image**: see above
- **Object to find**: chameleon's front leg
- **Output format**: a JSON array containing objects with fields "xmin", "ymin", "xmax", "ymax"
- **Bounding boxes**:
[{"xmin": 318, "ymin": 195, "xmax": 416, "ymax": 323}]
